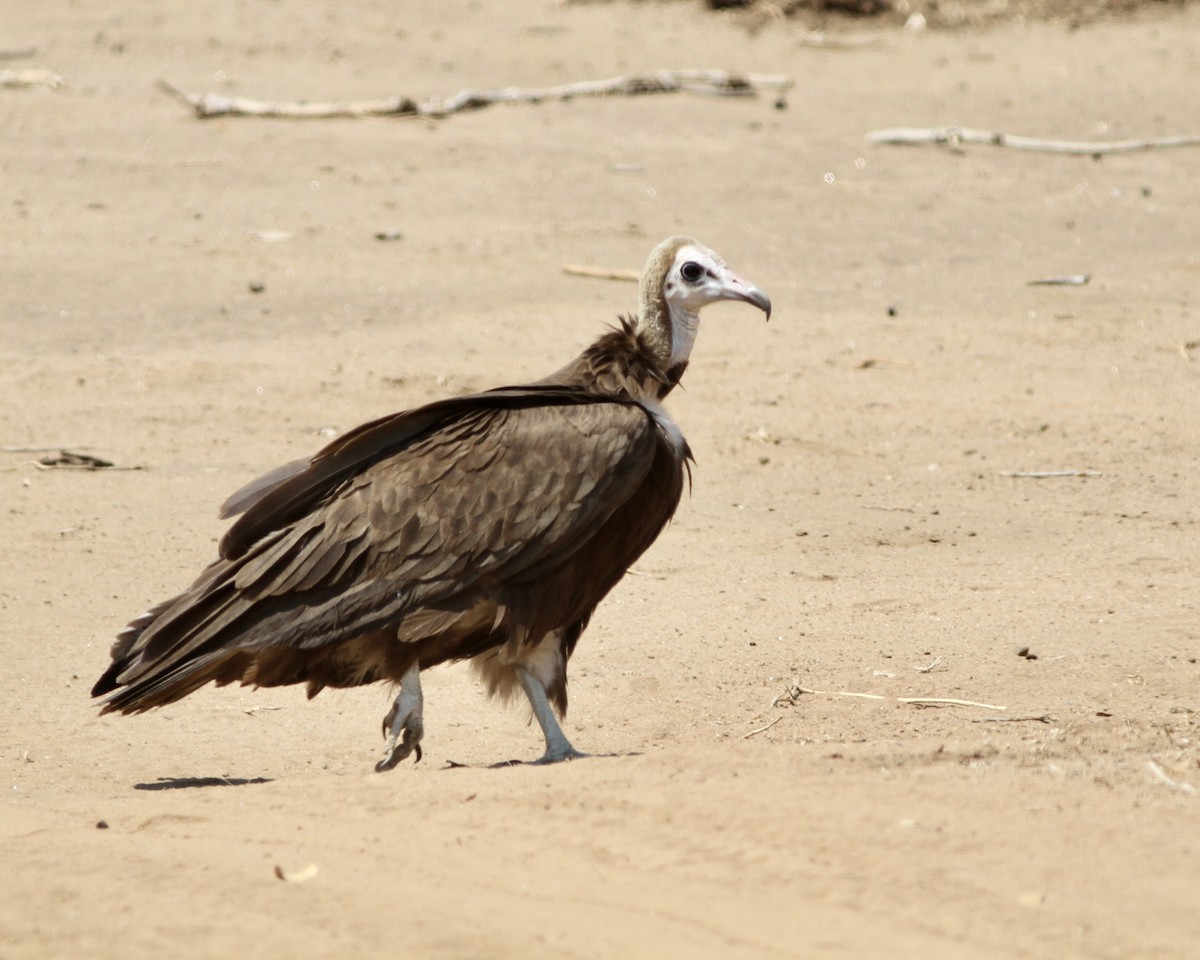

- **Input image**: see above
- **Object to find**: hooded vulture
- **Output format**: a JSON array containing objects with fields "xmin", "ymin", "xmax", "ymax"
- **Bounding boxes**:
[{"xmin": 92, "ymin": 237, "xmax": 771, "ymax": 769}]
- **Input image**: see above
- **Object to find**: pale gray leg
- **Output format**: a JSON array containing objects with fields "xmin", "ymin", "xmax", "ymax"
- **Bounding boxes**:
[
  {"xmin": 376, "ymin": 662, "xmax": 424, "ymax": 772},
  {"xmin": 517, "ymin": 667, "xmax": 586, "ymax": 764}
]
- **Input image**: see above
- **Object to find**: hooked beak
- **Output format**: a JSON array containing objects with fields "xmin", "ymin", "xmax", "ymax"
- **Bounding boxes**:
[{"xmin": 722, "ymin": 272, "xmax": 772, "ymax": 321}]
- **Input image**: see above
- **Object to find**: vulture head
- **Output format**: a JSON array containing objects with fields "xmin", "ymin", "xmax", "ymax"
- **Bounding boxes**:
[{"xmin": 637, "ymin": 236, "xmax": 772, "ymax": 374}]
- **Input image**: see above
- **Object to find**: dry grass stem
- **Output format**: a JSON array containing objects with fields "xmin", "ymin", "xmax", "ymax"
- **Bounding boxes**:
[
  {"xmin": 1146, "ymin": 759, "xmax": 1196, "ymax": 794},
  {"xmin": 999, "ymin": 470, "xmax": 1102, "ymax": 478},
  {"xmin": 868, "ymin": 126, "xmax": 1200, "ymax": 156},
  {"xmin": 898, "ymin": 697, "xmax": 1007, "ymax": 710},
  {"xmin": 969, "ymin": 715, "xmax": 1056, "ymax": 724},
  {"xmin": 1028, "ymin": 274, "xmax": 1090, "ymax": 286},
  {"xmin": 774, "ymin": 682, "xmax": 1006, "ymax": 712},
  {"xmin": 0, "ymin": 68, "xmax": 63, "ymax": 89},
  {"xmin": 562, "ymin": 264, "xmax": 640, "ymax": 282},
  {"xmin": 3, "ymin": 445, "xmax": 97, "ymax": 453},
  {"xmin": 743, "ymin": 716, "xmax": 784, "ymax": 739}
]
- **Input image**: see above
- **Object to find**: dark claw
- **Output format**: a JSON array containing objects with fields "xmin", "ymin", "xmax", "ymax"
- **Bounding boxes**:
[{"xmin": 374, "ymin": 733, "xmax": 423, "ymax": 773}]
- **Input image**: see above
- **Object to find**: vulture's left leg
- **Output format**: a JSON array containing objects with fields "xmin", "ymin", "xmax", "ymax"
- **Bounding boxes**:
[
  {"xmin": 376, "ymin": 662, "xmax": 424, "ymax": 772},
  {"xmin": 517, "ymin": 666, "xmax": 587, "ymax": 764}
]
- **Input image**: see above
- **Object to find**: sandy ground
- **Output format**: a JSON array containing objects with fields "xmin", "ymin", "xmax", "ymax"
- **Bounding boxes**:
[{"xmin": 3, "ymin": 2, "xmax": 1199, "ymax": 957}]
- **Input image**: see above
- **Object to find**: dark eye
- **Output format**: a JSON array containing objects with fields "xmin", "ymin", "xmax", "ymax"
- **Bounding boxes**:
[{"xmin": 680, "ymin": 261, "xmax": 704, "ymax": 283}]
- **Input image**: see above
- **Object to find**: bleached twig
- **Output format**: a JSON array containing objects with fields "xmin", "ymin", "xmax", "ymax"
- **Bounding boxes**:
[
  {"xmin": 999, "ymin": 470, "xmax": 1102, "ymax": 479},
  {"xmin": 1028, "ymin": 275, "xmax": 1090, "ymax": 286},
  {"xmin": 562, "ymin": 264, "xmax": 640, "ymax": 282},
  {"xmin": 743, "ymin": 715, "xmax": 784, "ymax": 739},
  {"xmin": 158, "ymin": 70, "xmax": 794, "ymax": 121},
  {"xmin": 3, "ymin": 444, "xmax": 96, "ymax": 453},
  {"xmin": 898, "ymin": 696, "xmax": 1007, "ymax": 711},
  {"xmin": 867, "ymin": 126, "xmax": 1200, "ymax": 156},
  {"xmin": 969, "ymin": 715, "xmax": 1056, "ymax": 724},
  {"xmin": 773, "ymin": 683, "xmax": 1006, "ymax": 712},
  {"xmin": 243, "ymin": 705, "xmax": 285, "ymax": 716},
  {"xmin": 1146, "ymin": 759, "xmax": 1196, "ymax": 794},
  {"xmin": 0, "ymin": 68, "xmax": 64, "ymax": 90},
  {"xmin": 775, "ymin": 685, "xmax": 885, "ymax": 706}
]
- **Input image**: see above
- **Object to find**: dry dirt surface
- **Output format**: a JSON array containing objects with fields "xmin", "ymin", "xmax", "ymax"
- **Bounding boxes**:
[{"xmin": 3, "ymin": 2, "xmax": 1199, "ymax": 958}]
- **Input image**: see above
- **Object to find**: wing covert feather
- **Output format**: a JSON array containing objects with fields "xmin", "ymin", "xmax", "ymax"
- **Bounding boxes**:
[
  {"xmin": 307, "ymin": 402, "xmax": 661, "ymax": 597},
  {"xmin": 218, "ymin": 386, "xmax": 611, "ymax": 560}
]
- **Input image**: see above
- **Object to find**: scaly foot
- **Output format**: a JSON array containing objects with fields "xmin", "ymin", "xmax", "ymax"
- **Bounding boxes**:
[{"xmin": 375, "ymin": 663, "xmax": 424, "ymax": 772}]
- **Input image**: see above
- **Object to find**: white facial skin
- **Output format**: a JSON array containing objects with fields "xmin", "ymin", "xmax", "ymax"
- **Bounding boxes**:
[{"xmin": 661, "ymin": 244, "xmax": 772, "ymax": 367}]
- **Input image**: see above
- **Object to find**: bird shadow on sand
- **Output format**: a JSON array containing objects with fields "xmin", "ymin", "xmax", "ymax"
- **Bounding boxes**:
[
  {"xmin": 133, "ymin": 775, "xmax": 274, "ymax": 791},
  {"xmin": 441, "ymin": 751, "xmax": 641, "ymax": 770}
]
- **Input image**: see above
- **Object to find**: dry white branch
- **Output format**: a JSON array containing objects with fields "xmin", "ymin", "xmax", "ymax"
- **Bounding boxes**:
[
  {"xmin": 774, "ymin": 682, "xmax": 1005, "ymax": 712},
  {"xmin": 274, "ymin": 863, "xmax": 319, "ymax": 882},
  {"xmin": 0, "ymin": 68, "xmax": 64, "ymax": 90},
  {"xmin": 743, "ymin": 716, "xmax": 784, "ymax": 739},
  {"xmin": 898, "ymin": 696, "xmax": 1007, "ymax": 711},
  {"xmin": 1146, "ymin": 759, "xmax": 1196, "ymax": 794},
  {"xmin": 858, "ymin": 357, "xmax": 914, "ymax": 369},
  {"xmin": 158, "ymin": 70, "xmax": 793, "ymax": 121},
  {"xmin": 3, "ymin": 444, "xmax": 96, "ymax": 453},
  {"xmin": 867, "ymin": 126, "xmax": 1200, "ymax": 156},
  {"xmin": 1028, "ymin": 275, "xmax": 1090, "ymax": 286},
  {"xmin": 782, "ymin": 685, "xmax": 885, "ymax": 704},
  {"xmin": 969, "ymin": 714, "xmax": 1056, "ymax": 724},
  {"xmin": 914, "ymin": 655, "xmax": 943, "ymax": 674},
  {"xmin": 562, "ymin": 264, "xmax": 640, "ymax": 282},
  {"xmin": 999, "ymin": 470, "xmax": 1102, "ymax": 479},
  {"xmin": 793, "ymin": 30, "xmax": 881, "ymax": 49}
]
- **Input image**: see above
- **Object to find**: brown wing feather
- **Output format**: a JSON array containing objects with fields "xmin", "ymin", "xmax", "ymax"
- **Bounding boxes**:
[
  {"xmin": 93, "ymin": 398, "xmax": 679, "ymax": 712},
  {"xmin": 217, "ymin": 386, "xmax": 609, "ymax": 560}
]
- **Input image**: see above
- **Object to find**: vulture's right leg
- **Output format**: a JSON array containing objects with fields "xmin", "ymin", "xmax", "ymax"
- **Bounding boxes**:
[
  {"xmin": 518, "ymin": 666, "xmax": 586, "ymax": 764},
  {"xmin": 376, "ymin": 662, "xmax": 424, "ymax": 772}
]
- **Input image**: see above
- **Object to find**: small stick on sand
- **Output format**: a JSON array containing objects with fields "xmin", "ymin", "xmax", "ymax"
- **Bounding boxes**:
[
  {"xmin": 782, "ymin": 686, "xmax": 886, "ymax": 703},
  {"xmin": 1146, "ymin": 759, "xmax": 1197, "ymax": 794},
  {"xmin": 562, "ymin": 264, "xmax": 640, "ymax": 282},
  {"xmin": 898, "ymin": 696, "xmax": 1007, "ymax": 711},
  {"xmin": 3, "ymin": 444, "xmax": 96, "ymax": 453},
  {"xmin": 999, "ymin": 470, "xmax": 1102, "ymax": 478},
  {"xmin": 774, "ymin": 683, "xmax": 1006, "ymax": 712},
  {"xmin": 1028, "ymin": 275, "xmax": 1090, "ymax": 286},
  {"xmin": 158, "ymin": 70, "xmax": 794, "ymax": 121},
  {"xmin": 969, "ymin": 715, "xmax": 1056, "ymax": 724},
  {"xmin": 867, "ymin": 126, "xmax": 1200, "ymax": 156},
  {"xmin": 743, "ymin": 715, "xmax": 784, "ymax": 739},
  {"xmin": 0, "ymin": 68, "xmax": 64, "ymax": 89},
  {"xmin": 858, "ymin": 358, "xmax": 914, "ymax": 369}
]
